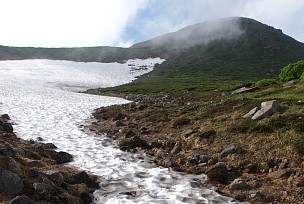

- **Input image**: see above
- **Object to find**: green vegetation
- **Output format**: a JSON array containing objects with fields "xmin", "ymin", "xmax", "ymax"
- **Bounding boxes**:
[
  {"xmin": 96, "ymin": 18, "xmax": 304, "ymax": 94},
  {"xmin": 255, "ymin": 78, "xmax": 278, "ymax": 87},
  {"xmin": 279, "ymin": 60, "xmax": 304, "ymax": 82}
]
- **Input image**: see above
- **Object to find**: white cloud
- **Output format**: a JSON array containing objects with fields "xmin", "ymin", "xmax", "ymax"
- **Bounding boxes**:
[
  {"xmin": 136, "ymin": 0, "xmax": 304, "ymax": 43},
  {"xmin": 0, "ymin": 0, "xmax": 147, "ymax": 47}
]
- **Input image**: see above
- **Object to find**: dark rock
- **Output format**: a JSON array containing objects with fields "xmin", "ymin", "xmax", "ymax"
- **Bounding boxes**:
[
  {"xmin": 182, "ymin": 129, "xmax": 195, "ymax": 138},
  {"xmin": 70, "ymin": 171, "xmax": 99, "ymax": 188},
  {"xmin": 220, "ymin": 144, "xmax": 243, "ymax": 157},
  {"xmin": 125, "ymin": 130, "xmax": 136, "ymax": 138},
  {"xmin": 206, "ymin": 163, "xmax": 229, "ymax": 184},
  {"xmin": 6, "ymin": 157, "xmax": 22, "ymax": 175},
  {"xmin": 137, "ymin": 105, "xmax": 147, "ymax": 110},
  {"xmin": 34, "ymin": 143, "xmax": 57, "ymax": 149},
  {"xmin": 80, "ymin": 192, "xmax": 93, "ymax": 204},
  {"xmin": 0, "ymin": 170, "xmax": 24, "ymax": 196},
  {"xmin": 198, "ymin": 155, "xmax": 211, "ymax": 163},
  {"xmin": 2, "ymin": 122, "xmax": 13, "ymax": 133},
  {"xmin": 51, "ymin": 151, "xmax": 73, "ymax": 164},
  {"xmin": 188, "ymin": 155, "xmax": 199, "ymax": 165},
  {"xmin": 198, "ymin": 130, "xmax": 216, "ymax": 139},
  {"xmin": 1, "ymin": 114, "xmax": 11, "ymax": 120},
  {"xmin": 43, "ymin": 170, "xmax": 64, "ymax": 186},
  {"xmin": 119, "ymin": 136, "xmax": 149, "ymax": 149},
  {"xmin": 0, "ymin": 145, "xmax": 16, "ymax": 157},
  {"xmin": 148, "ymin": 141, "xmax": 162, "ymax": 148},
  {"xmin": 9, "ymin": 195, "xmax": 36, "ymax": 204},
  {"xmin": 113, "ymin": 113, "xmax": 127, "ymax": 121},
  {"xmin": 36, "ymin": 137, "xmax": 43, "ymax": 141},
  {"xmin": 229, "ymin": 178, "xmax": 246, "ymax": 190},
  {"xmin": 119, "ymin": 191, "xmax": 137, "ymax": 197},
  {"xmin": 114, "ymin": 120, "xmax": 124, "ymax": 127}
]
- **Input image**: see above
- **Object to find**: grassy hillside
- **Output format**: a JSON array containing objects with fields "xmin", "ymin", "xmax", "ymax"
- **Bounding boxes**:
[{"xmin": 98, "ymin": 17, "xmax": 304, "ymax": 94}]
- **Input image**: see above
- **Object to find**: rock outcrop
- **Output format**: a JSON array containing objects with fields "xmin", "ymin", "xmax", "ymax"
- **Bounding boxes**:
[{"xmin": 0, "ymin": 114, "xmax": 99, "ymax": 204}]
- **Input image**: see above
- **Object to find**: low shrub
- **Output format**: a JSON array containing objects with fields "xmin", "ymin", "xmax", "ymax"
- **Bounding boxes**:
[
  {"xmin": 279, "ymin": 60, "xmax": 304, "ymax": 82},
  {"xmin": 255, "ymin": 78, "xmax": 278, "ymax": 87}
]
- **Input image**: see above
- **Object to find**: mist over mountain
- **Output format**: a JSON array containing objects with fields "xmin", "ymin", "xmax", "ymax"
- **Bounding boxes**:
[{"xmin": 1, "ymin": 17, "xmax": 304, "ymax": 92}]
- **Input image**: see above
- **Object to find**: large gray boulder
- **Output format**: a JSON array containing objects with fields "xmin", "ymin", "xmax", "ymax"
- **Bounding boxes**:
[
  {"xmin": 231, "ymin": 87, "xmax": 257, "ymax": 95},
  {"xmin": 0, "ymin": 170, "xmax": 24, "ymax": 196},
  {"xmin": 242, "ymin": 107, "xmax": 259, "ymax": 119},
  {"xmin": 251, "ymin": 100, "xmax": 280, "ymax": 120}
]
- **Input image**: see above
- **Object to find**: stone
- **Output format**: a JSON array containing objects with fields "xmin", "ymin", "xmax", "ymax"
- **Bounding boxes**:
[
  {"xmin": 283, "ymin": 80, "xmax": 296, "ymax": 87},
  {"xmin": 198, "ymin": 130, "xmax": 216, "ymax": 139},
  {"xmin": 1, "ymin": 114, "xmax": 11, "ymax": 120},
  {"xmin": 2, "ymin": 122, "xmax": 13, "ymax": 133},
  {"xmin": 43, "ymin": 170, "xmax": 64, "ymax": 186},
  {"xmin": 0, "ymin": 145, "xmax": 16, "ymax": 157},
  {"xmin": 70, "ymin": 171, "xmax": 99, "ymax": 188},
  {"xmin": 125, "ymin": 130, "xmax": 136, "ymax": 138},
  {"xmin": 80, "ymin": 192, "xmax": 93, "ymax": 204},
  {"xmin": 171, "ymin": 146, "xmax": 182, "ymax": 154},
  {"xmin": 0, "ymin": 170, "xmax": 24, "ymax": 196},
  {"xmin": 148, "ymin": 141, "xmax": 162, "ymax": 148},
  {"xmin": 198, "ymin": 155, "xmax": 211, "ymax": 163},
  {"xmin": 231, "ymin": 87, "xmax": 258, "ymax": 95},
  {"xmin": 114, "ymin": 120, "xmax": 124, "ymax": 127},
  {"xmin": 7, "ymin": 157, "xmax": 22, "ymax": 175},
  {"xmin": 206, "ymin": 163, "xmax": 229, "ymax": 184},
  {"xmin": 36, "ymin": 137, "xmax": 43, "ymax": 141},
  {"xmin": 119, "ymin": 136, "xmax": 149, "ymax": 149},
  {"xmin": 242, "ymin": 107, "xmax": 259, "ymax": 119},
  {"xmin": 251, "ymin": 100, "xmax": 280, "ymax": 120},
  {"xmin": 267, "ymin": 169, "xmax": 291, "ymax": 179},
  {"xmin": 188, "ymin": 154, "xmax": 200, "ymax": 164},
  {"xmin": 51, "ymin": 151, "xmax": 73, "ymax": 164},
  {"xmin": 229, "ymin": 178, "xmax": 245, "ymax": 190},
  {"xmin": 33, "ymin": 182, "xmax": 50, "ymax": 193},
  {"xmin": 182, "ymin": 129, "xmax": 195, "ymax": 138},
  {"xmin": 220, "ymin": 144, "xmax": 243, "ymax": 157},
  {"xmin": 9, "ymin": 195, "xmax": 36, "ymax": 204}
]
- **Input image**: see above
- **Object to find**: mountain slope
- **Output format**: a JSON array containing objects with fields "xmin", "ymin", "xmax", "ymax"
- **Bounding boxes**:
[{"xmin": 101, "ymin": 17, "xmax": 304, "ymax": 93}]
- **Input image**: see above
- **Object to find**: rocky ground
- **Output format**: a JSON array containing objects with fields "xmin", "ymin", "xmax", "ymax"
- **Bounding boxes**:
[
  {"xmin": 88, "ymin": 93, "xmax": 304, "ymax": 204},
  {"xmin": 0, "ymin": 114, "xmax": 100, "ymax": 204}
]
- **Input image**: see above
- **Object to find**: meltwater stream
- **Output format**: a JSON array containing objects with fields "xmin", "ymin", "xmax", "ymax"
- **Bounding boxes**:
[{"xmin": 0, "ymin": 59, "xmax": 243, "ymax": 204}]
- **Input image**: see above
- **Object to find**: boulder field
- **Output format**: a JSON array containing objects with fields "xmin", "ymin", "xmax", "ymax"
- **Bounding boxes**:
[{"xmin": 0, "ymin": 114, "xmax": 99, "ymax": 204}]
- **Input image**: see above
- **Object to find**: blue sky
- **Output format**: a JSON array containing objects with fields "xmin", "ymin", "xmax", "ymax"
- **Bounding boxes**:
[{"xmin": 0, "ymin": 0, "xmax": 303, "ymax": 47}]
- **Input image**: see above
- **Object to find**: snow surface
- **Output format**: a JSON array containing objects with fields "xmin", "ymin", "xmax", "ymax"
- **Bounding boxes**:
[{"xmin": 0, "ymin": 59, "xmax": 244, "ymax": 203}]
